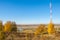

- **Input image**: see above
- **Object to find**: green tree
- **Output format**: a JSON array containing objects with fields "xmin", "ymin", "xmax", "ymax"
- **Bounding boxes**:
[
  {"xmin": 0, "ymin": 20, "xmax": 5, "ymax": 40},
  {"xmin": 0, "ymin": 21, "xmax": 3, "ymax": 31},
  {"xmin": 11, "ymin": 22, "xmax": 17, "ymax": 32}
]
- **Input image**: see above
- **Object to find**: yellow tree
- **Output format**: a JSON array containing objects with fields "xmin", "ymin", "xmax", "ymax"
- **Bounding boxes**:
[
  {"xmin": 48, "ymin": 22, "xmax": 55, "ymax": 35},
  {"xmin": 34, "ymin": 24, "xmax": 45, "ymax": 35},
  {"xmin": 32, "ymin": 24, "xmax": 45, "ymax": 40},
  {"xmin": 4, "ymin": 21, "xmax": 12, "ymax": 32}
]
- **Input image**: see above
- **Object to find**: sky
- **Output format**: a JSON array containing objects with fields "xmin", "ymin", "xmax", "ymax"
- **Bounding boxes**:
[{"xmin": 0, "ymin": 0, "xmax": 60, "ymax": 24}]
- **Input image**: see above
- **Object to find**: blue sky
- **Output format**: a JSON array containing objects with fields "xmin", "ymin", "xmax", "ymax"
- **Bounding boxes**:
[{"xmin": 0, "ymin": 0, "xmax": 60, "ymax": 24}]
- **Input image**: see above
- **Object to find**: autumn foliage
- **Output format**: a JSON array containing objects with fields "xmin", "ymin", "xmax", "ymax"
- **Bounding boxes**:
[
  {"xmin": 34, "ymin": 24, "xmax": 46, "ymax": 35},
  {"xmin": 0, "ymin": 20, "xmax": 17, "ymax": 40},
  {"xmin": 4, "ymin": 21, "xmax": 12, "ymax": 32},
  {"xmin": 3, "ymin": 21, "xmax": 17, "ymax": 32}
]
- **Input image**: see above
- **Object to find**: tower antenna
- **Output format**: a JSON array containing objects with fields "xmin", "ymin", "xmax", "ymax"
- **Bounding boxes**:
[{"xmin": 50, "ymin": 0, "xmax": 52, "ymax": 23}]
